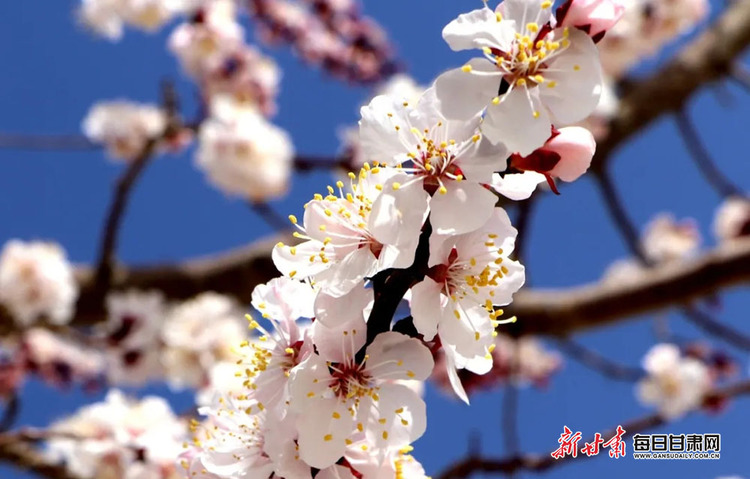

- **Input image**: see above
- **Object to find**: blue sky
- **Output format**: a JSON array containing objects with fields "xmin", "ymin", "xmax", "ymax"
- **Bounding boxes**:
[{"xmin": 0, "ymin": 0, "xmax": 748, "ymax": 478}]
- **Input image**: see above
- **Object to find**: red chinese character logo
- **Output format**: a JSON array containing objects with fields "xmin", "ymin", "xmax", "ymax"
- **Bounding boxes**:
[
  {"xmin": 602, "ymin": 425, "xmax": 627, "ymax": 458},
  {"xmin": 581, "ymin": 432, "xmax": 603, "ymax": 457},
  {"xmin": 551, "ymin": 426, "xmax": 582, "ymax": 459}
]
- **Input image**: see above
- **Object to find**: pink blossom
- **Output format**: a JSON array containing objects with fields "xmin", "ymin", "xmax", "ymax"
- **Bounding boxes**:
[{"xmin": 559, "ymin": 0, "xmax": 626, "ymax": 39}]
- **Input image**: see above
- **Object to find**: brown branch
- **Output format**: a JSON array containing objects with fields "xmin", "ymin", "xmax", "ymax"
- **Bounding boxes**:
[
  {"xmin": 591, "ymin": 0, "xmax": 750, "ymax": 173},
  {"xmin": 555, "ymin": 338, "xmax": 644, "ymax": 382},
  {"xmin": 0, "ymin": 434, "xmax": 83, "ymax": 479},
  {"xmin": 435, "ymin": 379, "xmax": 750, "ymax": 479}
]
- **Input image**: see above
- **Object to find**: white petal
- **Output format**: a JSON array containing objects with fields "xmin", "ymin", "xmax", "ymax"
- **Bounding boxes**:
[
  {"xmin": 498, "ymin": 0, "xmax": 553, "ymax": 28},
  {"xmin": 409, "ymin": 279, "xmax": 444, "ymax": 341},
  {"xmin": 491, "ymin": 171, "xmax": 545, "ymax": 200},
  {"xmin": 434, "ymin": 61, "xmax": 502, "ymax": 120},
  {"xmin": 483, "ymin": 87, "xmax": 551, "ymax": 156},
  {"xmin": 297, "ymin": 398, "xmax": 355, "ymax": 469},
  {"xmin": 314, "ymin": 283, "xmax": 373, "ymax": 328},
  {"xmin": 365, "ymin": 332, "xmax": 434, "ymax": 381},
  {"xmin": 540, "ymin": 29, "xmax": 602, "ymax": 124},
  {"xmin": 369, "ymin": 175, "xmax": 429, "ymax": 247},
  {"xmin": 359, "ymin": 95, "xmax": 416, "ymax": 166},
  {"xmin": 365, "ymin": 383, "xmax": 426, "ymax": 450},
  {"xmin": 317, "ymin": 465, "xmax": 357, "ymax": 479},
  {"xmin": 316, "ymin": 248, "xmax": 377, "ymax": 297},
  {"xmin": 430, "ymin": 181, "xmax": 498, "ymax": 235},
  {"xmin": 442, "ymin": 7, "xmax": 513, "ymax": 51},
  {"xmin": 444, "ymin": 348, "xmax": 470, "ymax": 404},
  {"xmin": 313, "ymin": 314, "xmax": 368, "ymax": 364},
  {"xmin": 272, "ymin": 240, "xmax": 332, "ymax": 279}
]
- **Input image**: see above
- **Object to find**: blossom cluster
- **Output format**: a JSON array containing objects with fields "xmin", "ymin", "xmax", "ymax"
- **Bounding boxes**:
[
  {"xmin": 182, "ymin": 0, "xmax": 620, "ymax": 476},
  {"xmin": 46, "ymin": 390, "xmax": 187, "ymax": 479}
]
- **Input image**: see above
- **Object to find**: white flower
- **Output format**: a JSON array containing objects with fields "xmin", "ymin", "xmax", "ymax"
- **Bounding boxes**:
[
  {"xmin": 273, "ymin": 166, "xmax": 426, "ymax": 297},
  {"xmin": 82, "ymin": 100, "xmax": 166, "ymax": 161},
  {"xmin": 288, "ymin": 330, "xmax": 433, "ymax": 469},
  {"xmin": 637, "ymin": 343, "xmax": 711, "ymax": 419},
  {"xmin": 435, "ymin": 0, "xmax": 603, "ymax": 155},
  {"xmin": 251, "ymin": 277, "xmax": 315, "ymax": 322},
  {"xmin": 410, "ymin": 208, "xmax": 524, "ymax": 401},
  {"xmin": 0, "ymin": 240, "xmax": 78, "ymax": 327},
  {"xmin": 168, "ymin": 1, "xmax": 245, "ymax": 78},
  {"xmin": 642, "ymin": 213, "xmax": 700, "ymax": 264},
  {"xmin": 359, "ymin": 88, "xmax": 506, "ymax": 235},
  {"xmin": 196, "ymin": 102, "xmax": 294, "ymax": 201},
  {"xmin": 713, "ymin": 196, "xmax": 750, "ymax": 244},
  {"xmin": 161, "ymin": 292, "xmax": 246, "ymax": 389}
]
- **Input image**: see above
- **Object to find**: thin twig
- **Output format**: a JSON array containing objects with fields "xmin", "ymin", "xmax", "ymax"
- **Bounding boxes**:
[
  {"xmin": 93, "ymin": 138, "xmax": 159, "ymax": 291},
  {"xmin": 0, "ymin": 395, "xmax": 19, "ymax": 433},
  {"xmin": 248, "ymin": 202, "xmax": 291, "ymax": 232},
  {"xmin": 681, "ymin": 307, "xmax": 750, "ymax": 351},
  {"xmin": 293, "ymin": 155, "xmax": 351, "ymax": 172},
  {"xmin": 593, "ymin": 170, "xmax": 650, "ymax": 264},
  {"xmin": 436, "ymin": 379, "xmax": 750, "ymax": 478},
  {"xmin": 674, "ymin": 110, "xmax": 742, "ymax": 198},
  {"xmin": 556, "ymin": 338, "xmax": 644, "ymax": 382}
]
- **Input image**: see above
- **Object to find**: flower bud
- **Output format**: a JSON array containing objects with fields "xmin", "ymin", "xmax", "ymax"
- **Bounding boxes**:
[{"xmin": 560, "ymin": 0, "xmax": 625, "ymax": 39}]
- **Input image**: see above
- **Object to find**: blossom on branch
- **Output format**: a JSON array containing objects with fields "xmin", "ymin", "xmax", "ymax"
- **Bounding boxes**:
[{"xmin": 0, "ymin": 240, "xmax": 78, "ymax": 327}]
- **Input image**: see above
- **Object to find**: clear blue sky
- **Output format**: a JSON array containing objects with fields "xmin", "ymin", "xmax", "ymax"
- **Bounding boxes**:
[{"xmin": 0, "ymin": 1, "xmax": 748, "ymax": 478}]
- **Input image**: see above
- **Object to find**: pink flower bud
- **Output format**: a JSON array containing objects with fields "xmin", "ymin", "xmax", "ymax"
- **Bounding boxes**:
[
  {"xmin": 545, "ymin": 127, "xmax": 596, "ymax": 182},
  {"xmin": 560, "ymin": 0, "xmax": 625, "ymax": 39}
]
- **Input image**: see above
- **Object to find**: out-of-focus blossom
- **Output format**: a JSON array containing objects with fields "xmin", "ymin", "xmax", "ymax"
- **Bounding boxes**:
[
  {"xmin": 47, "ymin": 390, "xmax": 186, "ymax": 479},
  {"xmin": 82, "ymin": 100, "xmax": 166, "ymax": 161},
  {"xmin": 21, "ymin": 329, "xmax": 104, "ymax": 389},
  {"xmin": 100, "ymin": 290, "xmax": 166, "ymax": 387},
  {"xmin": 637, "ymin": 343, "xmax": 711, "ymax": 419},
  {"xmin": 161, "ymin": 292, "xmax": 246, "ymax": 389},
  {"xmin": 642, "ymin": 213, "xmax": 701, "ymax": 264},
  {"xmin": 0, "ymin": 240, "xmax": 78, "ymax": 327},
  {"xmin": 196, "ymin": 100, "xmax": 294, "ymax": 201},
  {"xmin": 78, "ymin": 0, "xmax": 185, "ymax": 40},
  {"xmin": 249, "ymin": 0, "xmax": 398, "ymax": 84},
  {"xmin": 597, "ymin": 0, "xmax": 709, "ymax": 76},
  {"xmin": 713, "ymin": 196, "xmax": 750, "ymax": 244}
]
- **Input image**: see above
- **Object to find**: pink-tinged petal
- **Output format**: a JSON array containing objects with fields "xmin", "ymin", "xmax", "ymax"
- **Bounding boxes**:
[
  {"xmin": 560, "ymin": 0, "xmax": 625, "ymax": 37},
  {"xmin": 489, "ymin": 257, "xmax": 525, "ymax": 306},
  {"xmin": 483, "ymin": 87, "xmax": 551, "ymax": 156},
  {"xmin": 272, "ymin": 240, "xmax": 333, "ymax": 279},
  {"xmin": 430, "ymin": 181, "xmax": 498, "ymax": 235},
  {"xmin": 540, "ymin": 29, "xmax": 602, "ymax": 124},
  {"xmin": 491, "ymin": 171, "xmax": 546, "ymax": 200},
  {"xmin": 365, "ymin": 332, "xmax": 434, "ymax": 381},
  {"xmin": 315, "ymin": 247, "xmax": 377, "ymax": 297},
  {"xmin": 545, "ymin": 126, "xmax": 595, "ymax": 182},
  {"xmin": 442, "ymin": 7, "xmax": 512, "ymax": 51},
  {"xmin": 359, "ymin": 95, "xmax": 415, "ymax": 166},
  {"xmin": 251, "ymin": 277, "xmax": 315, "ymax": 321},
  {"xmin": 365, "ymin": 383, "xmax": 426, "ymax": 449},
  {"xmin": 434, "ymin": 61, "xmax": 502, "ymax": 120},
  {"xmin": 428, "ymin": 233, "xmax": 455, "ymax": 268},
  {"xmin": 312, "ymin": 314, "xmax": 367, "ymax": 364},
  {"xmin": 443, "ymin": 348, "xmax": 470, "ymax": 404},
  {"xmin": 409, "ymin": 278, "xmax": 444, "ymax": 341},
  {"xmin": 314, "ymin": 283, "xmax": 373, "ymax": 327},
  {"xmin": 297, "ymin": 398, "xmax": 355, "ymax": 469}
]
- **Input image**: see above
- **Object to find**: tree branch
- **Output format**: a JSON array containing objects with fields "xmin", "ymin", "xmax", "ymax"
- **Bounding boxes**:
[
  {"xmin": 555, "ymin": 338, "xmax": 644, "ymax": 382},
  {"xmin": 435, "ymin": 379, "xmax": 750, "ymax": 479},
  {"xmin": 591, "ymin": 0, "xmax": 750, "ymax": 173}
]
